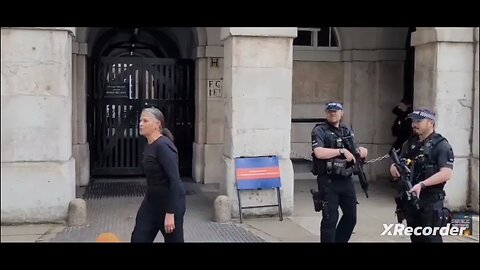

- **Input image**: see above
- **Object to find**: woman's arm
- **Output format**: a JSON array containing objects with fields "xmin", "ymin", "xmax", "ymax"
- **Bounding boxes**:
[{"xmin": 156, "ymin": 141, "xmax": 183, "ymax": 214}]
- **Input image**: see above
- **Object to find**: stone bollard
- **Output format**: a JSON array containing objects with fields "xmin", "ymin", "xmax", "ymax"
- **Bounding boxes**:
[
  {"xmin": 213, "ymin": 195, "xmax": 231, "ymax": 223},
  {"xmin": 67, "ymin": 198, "xmax": 87, "ymax": 226}
]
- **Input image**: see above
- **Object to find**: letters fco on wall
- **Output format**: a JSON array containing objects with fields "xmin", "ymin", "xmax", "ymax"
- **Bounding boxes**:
[{"xmin": 207, "ymin": 80, "xmax": 223, "ymax": 98}]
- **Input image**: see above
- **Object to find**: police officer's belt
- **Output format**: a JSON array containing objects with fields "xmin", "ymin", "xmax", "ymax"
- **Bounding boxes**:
[
  {"xmin": 326, "ymin": 158, "xmax": 353, "ymax": 177},
  {"xmin": 420, "ymin": 189, "xmax": 446, "ymax": 201}
]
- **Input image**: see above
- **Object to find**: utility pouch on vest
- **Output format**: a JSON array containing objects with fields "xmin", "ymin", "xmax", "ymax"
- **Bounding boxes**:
[{"xmin": 326, "ymin": 158, "xmax": 352, "ymax": 177}]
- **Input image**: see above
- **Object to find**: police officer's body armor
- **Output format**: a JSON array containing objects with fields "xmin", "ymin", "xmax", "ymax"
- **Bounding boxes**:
[
  {"xmin": 400, "ymin": 132, "xmax": 453, "ymax": 236},
  {"xmin": 402, "ymin": 132, "xmax": 447, "ymax": 195},
  {"xmin": 312, "ymin": 122, "xmax": 352, "ymax": 178}
]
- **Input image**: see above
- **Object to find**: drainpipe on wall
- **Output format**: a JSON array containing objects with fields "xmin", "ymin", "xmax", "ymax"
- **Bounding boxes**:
[{"xmin": 467, "ymin": 27, "xmax": 478, "ymax": 211}]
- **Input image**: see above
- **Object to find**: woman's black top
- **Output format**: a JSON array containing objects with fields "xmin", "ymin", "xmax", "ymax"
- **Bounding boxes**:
[{"xmin": 143, "ymin": 136, "xmax": 186, "ymax": 213}]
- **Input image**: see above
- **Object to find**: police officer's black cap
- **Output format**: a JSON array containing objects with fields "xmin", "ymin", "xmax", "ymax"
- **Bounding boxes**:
[
  {"xmin": 325, "ymin": 102, "xmax": 343, "ymax": 111},
  {"xmin": 407, "ymin": 109, "xmax": 436, "ymax": 121}
]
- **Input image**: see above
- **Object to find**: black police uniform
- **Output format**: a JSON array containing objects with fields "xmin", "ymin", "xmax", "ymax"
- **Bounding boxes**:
[
  {"xmin": 398, "ymin": 132, "xmax": 454, "ymax": 243},
  {"xmin": 391, "ymin": 106, "xmax": 413, "ymax": 150},
  {"xmin": 311, "ymin": 121, "xmax": 357, "ymax": 243}
]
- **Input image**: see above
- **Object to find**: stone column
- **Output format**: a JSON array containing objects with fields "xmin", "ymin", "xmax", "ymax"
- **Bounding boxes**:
[
  {"xmin": 412, "ymin": 27, "xmax": 476, "ymax": 211},
  {"xmin": 204, "ymin": 54, "xmax": 226, "ymax": 185},
  {"xmin": 1, "ymin": 27, "xmax": 76, "ymax": 223},
  {"xmin": 192, "ymin": 53, "xmax": 207, "ymax": 183},
  {"xmin": 72, "ymin": 41, "xmax": 90, "ymax": 187},
  {"xmin": 221, "ymin": 27, "xmax": 297, "ymax": 217},
  {"xmin": 192, "ymin": 44, "xmax": 225, "ymax": 184}
]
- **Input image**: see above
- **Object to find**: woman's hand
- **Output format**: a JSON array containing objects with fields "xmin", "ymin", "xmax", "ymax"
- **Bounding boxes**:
[{"xmin": 165, "ymin": 213, "xmax": 175, "ymax": 233}]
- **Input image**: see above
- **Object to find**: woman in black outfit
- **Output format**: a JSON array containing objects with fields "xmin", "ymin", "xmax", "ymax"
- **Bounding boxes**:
[{"xmin": 131, "ymin": 107, "xmax": 186, "ymax": 243}]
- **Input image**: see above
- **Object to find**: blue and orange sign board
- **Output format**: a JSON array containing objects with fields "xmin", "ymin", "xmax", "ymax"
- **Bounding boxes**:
[{"xmin": 235, "ymin": 156, "xmax": 282, "ymax": 190}]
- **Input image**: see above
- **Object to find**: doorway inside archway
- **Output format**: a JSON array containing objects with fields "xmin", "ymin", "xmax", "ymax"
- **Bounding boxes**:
[{"xmin": 87, "ymin": 28, "xmax": 195, "ymax": 177}]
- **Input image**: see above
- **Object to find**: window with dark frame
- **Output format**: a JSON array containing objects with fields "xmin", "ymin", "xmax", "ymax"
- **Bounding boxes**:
[
  {"xmin": 293, "ymin": 27, "xmax": 339, "ymax": 48},
  {"xmin": 293, "ymin": 30, "xmax": 313, "ymax": 46}
]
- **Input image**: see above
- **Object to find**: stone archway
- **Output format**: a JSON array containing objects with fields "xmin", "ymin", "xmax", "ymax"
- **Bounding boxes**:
[{"xmin": 72, "ymin": 27, "xmax": 208, "ymax": 186}]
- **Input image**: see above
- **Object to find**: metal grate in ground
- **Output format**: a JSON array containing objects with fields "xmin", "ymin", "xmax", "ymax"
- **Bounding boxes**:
[{"xmin": 83, "ymin": 180, "xmax": 195, "ymax": 200}]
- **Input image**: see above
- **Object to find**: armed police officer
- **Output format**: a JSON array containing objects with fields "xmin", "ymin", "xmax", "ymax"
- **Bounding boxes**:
[
  {"xmin": 389, "ymin": 108, "xmax": 454, "ymax": 243},
  {"xmin": 311, "ymin": 102, "xmax": 368, "ymax": 243}
]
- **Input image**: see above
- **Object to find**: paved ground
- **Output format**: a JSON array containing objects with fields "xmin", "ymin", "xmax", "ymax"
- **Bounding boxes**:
[
  {"xmin": 48, "ymin": 180, "xmax": 263, "ymax": 242},
  {"xmin": 1, "ymin": 224, "xmax": 64, "ymax": 243},
  {"xmin": 242, "ymin": 179, "xmax": 479, "ymax": 243},
  {"xmin": 1, "ymin": 178, "xmax": 478, "ymax": 243}
]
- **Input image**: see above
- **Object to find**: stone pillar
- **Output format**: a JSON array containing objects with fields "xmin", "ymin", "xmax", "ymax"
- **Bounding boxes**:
[
  {"xmin": 192, "ymin": 54, "xmax": 207, "ymax": 183},
  {"xmin": 1, "ymin": 27, "xmax": 76, "ymax": 223},
  {"xmin": 204, "ymin": 46, "xmax": 225, "ymax": 185},
  {"xmin": 72, "ymin": 41, "xmax": 90, "ymax": 187},
  {"xmin": 192, "ymin": 44, "xmax": 225, "ymax": 184},
  {"xmin": 221, "ymin": 27, "xmax": 297, "ymax": 217},
  {"xmin": 412, "ymin": 27, "xmax": 476, "ymax": 211}
]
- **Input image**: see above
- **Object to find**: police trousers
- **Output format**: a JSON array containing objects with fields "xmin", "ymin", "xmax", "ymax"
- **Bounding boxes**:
[
  {"xmin": 319, "ymin": 176, "xmax": 357, "ymax": 243},
  {"xmin": 131, "ymin": 197, "xmax": 185, "ymax": 243},
  {"xmin": 404, "ymin": 192, "xmax": 447, "ymax": 243}
]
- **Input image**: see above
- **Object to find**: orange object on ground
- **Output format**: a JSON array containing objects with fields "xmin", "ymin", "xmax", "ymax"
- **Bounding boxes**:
[{"xmin": 96, "ymin": 232, "xmax": 121, "ymax": 242}]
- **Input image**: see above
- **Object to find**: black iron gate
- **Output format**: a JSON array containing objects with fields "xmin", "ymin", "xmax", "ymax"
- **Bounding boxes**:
[{"xmin": 89, "ymin": 57, "xmax": 195, "ymax": 176}]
